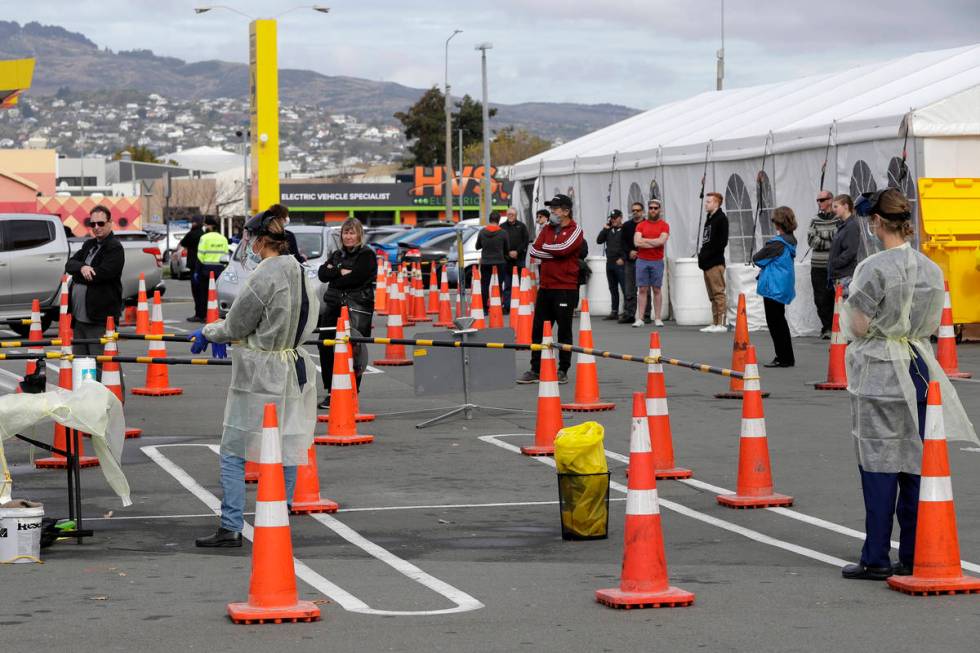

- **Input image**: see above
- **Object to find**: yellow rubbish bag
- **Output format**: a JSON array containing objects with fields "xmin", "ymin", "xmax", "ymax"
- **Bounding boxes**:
[{"xmin": 554, "ymin": 422, "xmax": 609, "ymax": 539}]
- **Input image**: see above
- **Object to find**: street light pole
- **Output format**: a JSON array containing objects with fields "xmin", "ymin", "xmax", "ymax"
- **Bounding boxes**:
[
  {"xmin": 475, "ymin": 42, "xmax": 493, "ymax": 226},
  {"xmin": 716, "ymin": 0, "xmax": 725, "ymax": 91},
  {"xmin": 444, "ymin": 30, "xmax": 461, "ymax": 224}
]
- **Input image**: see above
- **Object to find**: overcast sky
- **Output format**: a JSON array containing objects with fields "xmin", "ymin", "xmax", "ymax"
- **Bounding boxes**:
[{"xmin": 6, "ymin": 1, "xmax": 979, "ymax": 108}]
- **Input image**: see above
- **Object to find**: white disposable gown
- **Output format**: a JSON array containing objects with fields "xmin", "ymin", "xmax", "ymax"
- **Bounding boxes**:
[
  {"xmin": 841, "ymin": 243, "xmax": 977, "ymax": 473},
  {"xmin": 203, "ymin": 254, "xmax": 319, "ymax": 466}
]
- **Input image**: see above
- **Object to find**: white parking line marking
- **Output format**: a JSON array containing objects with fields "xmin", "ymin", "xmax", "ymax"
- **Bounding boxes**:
[
  {"xmin": 142, "ymin": 443, "xmax": 484, "ymax": 616},
  {"xmin": 602, "ymin": 448, "xmax": 980, "ymax": 574},
  {"xmin": 481, "ymin": 434, "xmax": 850, "ymax": 567}
]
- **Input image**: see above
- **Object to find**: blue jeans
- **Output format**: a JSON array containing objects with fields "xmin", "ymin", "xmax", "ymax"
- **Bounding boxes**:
[
  {"xmin": 857, "ymin": 353, "xmax": 929, "ymax": 568},
  {"xmin": 220, "ymin": 453, "xmax": 297, "ymax": 533}
]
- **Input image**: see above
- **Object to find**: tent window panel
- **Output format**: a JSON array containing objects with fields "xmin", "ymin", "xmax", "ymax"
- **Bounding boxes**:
[
  {"xmin": 627, "ymin": 182, "xmax": 644, "ymax": 209},
  {"xmin": 887, "ymin": 156, "xmax": 917, "ymax": 210},
  {"xmin": 757, "ymin": 171, "xmax": 775, "ymax": 239},
  {"xmin": 724, "ymin": 173, "xmax": 754, "ymax": 264},
  {"xmin": 649, "ymin": 179, "xmax": 661, "ymax": 201},
  {"xmin": 849, "ymin": 160, "xmax": 877, "ymax": 199}
]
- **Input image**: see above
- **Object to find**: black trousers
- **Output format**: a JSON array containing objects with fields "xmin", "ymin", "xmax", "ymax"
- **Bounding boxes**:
[
  {"xmin": 500, "ymin": 261, "xmax": 521, "ymax": 313},
  {"xmin": 622, "ymin": 258, "xmax": 650, "ymax": 320},
  {"xmin": 479, "ymin": 263, "xmax": 507, "ymax": 314},
  {"xmin": 190, "ymin": 266, "xmax": 207, "ymax": 319},
  {"xmin": 529, "ymin": 288, "xmax": 578, "ymax": 373},
  {"xmin": 763, "ymin": 297, "xmax": 794, "ymax": 365},
  {"xmin": 605, "ymin": 261, "xmax": 626, "ymax": 314},
  {"xmin": 318, "ymin": 300, "xmax": 374, "ymax": 393},
  {"xmin": 810, "ymin": 266, "xmax": 834, "ymax": 332}
]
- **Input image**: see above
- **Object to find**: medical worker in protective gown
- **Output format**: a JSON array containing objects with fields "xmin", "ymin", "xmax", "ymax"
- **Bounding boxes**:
[
  {"xmin": 839, "ymin": 189, "xmax": 976, "ymax": 580},
  {"xmin": 194, "ymin": 207, "xmax": 319, "ymax": 547}
]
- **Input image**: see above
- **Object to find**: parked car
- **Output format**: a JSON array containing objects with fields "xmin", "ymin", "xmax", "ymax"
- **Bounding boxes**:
[
  {"xmin": 445, "ymin": 228, "xmax": 482, "ymax": 289},
  {"xmin": 399, "ymin": 227, "xmax": 477, "ymax": 280},
  {"xmin": 369, "ymin": 227, "xmax": 423, "ymax": 263},
  {"xmin": 169, "ymin": 239, "xmax": 235, "ymax": 280},
  {"xmin": 365, "ymin": 225, "xmax": 411, "ymax": 246},
  {"xmin": 0, "ymin": 213, "xmax": 165, "ymax": 336},
  {"xmin": 216, "ymin": 225, "xmax": 339, "ymax": 315}
]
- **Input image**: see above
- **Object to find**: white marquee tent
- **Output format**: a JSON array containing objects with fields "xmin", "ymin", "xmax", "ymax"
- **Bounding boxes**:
[{"xmin": 511, "ymin": 44, "xmax": 980, "ymax": 335}]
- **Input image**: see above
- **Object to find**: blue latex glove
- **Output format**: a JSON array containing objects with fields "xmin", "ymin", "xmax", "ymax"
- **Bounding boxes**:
[
  {"xmin": 211, "ymin": 342, "xmax": 228, "ymax": 360},
  {"xmin": 189, "ymin": 329, "xmax": 210, "ymax": 355}
]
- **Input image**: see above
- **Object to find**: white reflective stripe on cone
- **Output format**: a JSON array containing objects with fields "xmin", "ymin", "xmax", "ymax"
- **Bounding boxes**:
[
  {"xmin": 471, "ymin": 309, "xmax": 485, "ymax": 319},
  {"xmin": 333, "ymin": 373, "xmax": 352, "ymax": 391},
  {"xmin": 924, "ymin": 405, "xmax": 946, "ymax": 440},
  {"xmin": 258, "ymin": 426, "xmax": 283, "ymax": 463},
  {"xmin": 102, "ymin": 371, "xmax": 121, "ymax": 385},
  {"xmin": 577, "ymin": 353, "xmax": 595, "ymax": 364},
  {"xmin": 938, "ymin": 325, "xmax": 955, "ymax": 338},
  {"xmin": 538, "ymin": 381, "xmax": 560, "ymax": 398},
  {"xmin": 741, "ymin": 418, "xmax": 767, "ymax": 438},
  {"xmin": 944, "ymin": 293, "xmax": 952, "ymax": 309},
  {"xmin": 580, "ymin": 314, "xmax": 592, "ymax": 330},
  {"xmin": 919, "ymin": 476, "xmax": 954, "ymax": 503},
  {"xmin": 389, "ymin": 315, "xmax": 403, "ymax": 327},
  {"xmin": 630, "ymin": 418, "xmax": 652, "ymax": 453},
  {"xmin": 626, "ymin": 489, "xmax": 660, "ymax": 516},
  {"xmin": 646, "ymin": 397, "xmax": 668, "ymax": 416},
  {"xmin": 138, "ymin": 302, "xmax": 148, "ymax": 310},
  {"xmin": 743, "ymin": 364, "xmax": 761, "ymax": 391},
  {"xmin": 255, "ymin": 500, "xmax": 290, "ymax": 527},
  {"xmin": 831, "ymin": 331, "xmax": 847, "ymax": 345},
  {"xmin": 149, "ymin": 342, "xmax": 166, "ymax": 353}
]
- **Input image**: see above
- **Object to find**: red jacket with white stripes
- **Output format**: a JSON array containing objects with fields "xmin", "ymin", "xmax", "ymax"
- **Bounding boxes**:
[{"xmin": 528, "ymin": 219, "xmax": 585, "ymax": 290}]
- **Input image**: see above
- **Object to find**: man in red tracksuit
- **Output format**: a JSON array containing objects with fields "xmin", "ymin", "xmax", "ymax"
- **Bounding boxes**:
[{"xmin": 518, "ymin": 193, "xmax": 584, "ymax": 384}]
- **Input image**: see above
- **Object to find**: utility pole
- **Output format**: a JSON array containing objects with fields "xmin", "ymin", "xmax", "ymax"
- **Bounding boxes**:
[
  {"xmin": 475, "ymin": 43, "xmax": 493, "ymax": 225},
  {"xmin": 716, "ymin": 0, "xmax": 725, "ymax": 91},
  {"xmin": 457, "ymin": 127, "xmax": 463, "ymax": 219},
  {"xmin": 444, "ymin": 29, "xmax": 462, "ymax": 223}
]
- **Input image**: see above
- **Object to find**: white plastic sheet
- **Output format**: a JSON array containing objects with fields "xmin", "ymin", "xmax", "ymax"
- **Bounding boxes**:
[{"xmin": 0, "ymin": 382, "xmax": 131, "ymax": 506}]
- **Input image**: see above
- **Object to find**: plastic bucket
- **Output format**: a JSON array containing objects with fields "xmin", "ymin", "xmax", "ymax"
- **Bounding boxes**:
[
  {"xmin": 556, "ymin": 472, "xmax": 610, "ymax": 541},
  {"xmin": 669, "ymin": 258, "xmax": 712, "ymax": 325},
  {"xmin": 0, "ymin": 505, "xmax": 44, "ymax": 564}
]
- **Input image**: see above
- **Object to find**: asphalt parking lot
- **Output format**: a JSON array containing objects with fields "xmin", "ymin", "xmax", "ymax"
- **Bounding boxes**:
[{"xmin": 2, "ymin": 283, "xmax": 979, "ymax": 653}]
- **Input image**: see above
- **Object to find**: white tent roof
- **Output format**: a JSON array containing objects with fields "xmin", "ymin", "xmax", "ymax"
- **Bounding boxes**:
[
  {"xmin": 513, "ymin": 44, "xmax": 980, "ymax": 178},
  {"xmin": 165, "ymin": 146, "xmax": 241, "ymax": 173}
]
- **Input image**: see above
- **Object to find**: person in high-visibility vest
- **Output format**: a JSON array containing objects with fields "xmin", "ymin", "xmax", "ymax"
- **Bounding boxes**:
[{"xmin": 196, "ymin": 217, "xmax": 229, "ymax": 301}]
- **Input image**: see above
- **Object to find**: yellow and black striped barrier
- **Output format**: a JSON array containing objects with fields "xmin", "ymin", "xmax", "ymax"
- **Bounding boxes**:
[{"xmin": 0, "ymin": 351, "xmax": 230, "ymax": 366}]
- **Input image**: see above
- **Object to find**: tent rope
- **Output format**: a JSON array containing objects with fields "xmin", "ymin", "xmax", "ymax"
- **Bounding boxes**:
[{"xmin": 692, "ymin": 140, "xmax": 713, "ymax": 257}]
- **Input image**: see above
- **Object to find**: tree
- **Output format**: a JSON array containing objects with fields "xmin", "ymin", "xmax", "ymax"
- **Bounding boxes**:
[
  {"xmin": 113, "ymin": 145, "xmax": 159, "ymax": 163},
  {"xmin": 463, "ymin": 127, "xmax": 551, "ymax": 166},
  {"xmin": 394, "ymin": 88, "xmax": 497, "ymax": 167}
]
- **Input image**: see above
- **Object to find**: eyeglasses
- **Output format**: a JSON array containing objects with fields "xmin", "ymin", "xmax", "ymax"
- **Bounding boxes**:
[
  {"xmin": 648, "ymin": 206, "xmax": 661, "ymax": 210},
  {"xmin": 90, "ymin": 221, "xmax": 108, "ymax": 227},
  {"xmin": 631, "ymin": 209, "xmax": 643, "ymax": 213}
]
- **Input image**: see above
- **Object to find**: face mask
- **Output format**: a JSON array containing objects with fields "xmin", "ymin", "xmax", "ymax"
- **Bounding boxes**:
[
  {"xmin": 548, "ymin": 212, "xmax": 561, "ymax": 226},
  {"xmin": 244, "ymin": 241, "xmax": 263, "ymax": 271}
]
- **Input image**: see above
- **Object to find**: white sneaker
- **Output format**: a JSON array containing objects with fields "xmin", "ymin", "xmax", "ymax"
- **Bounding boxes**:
[
  {"xmin": 712, "ymin": 324, "xmax": 728, "ymax": 333},
  {"xmin": 632, "ymin": 319, "xmax": 644, "ymax": 328},
  {"xmin": 699, "ymin": 324, "xmax": 715, "ymax": 333},
  {"xmin": 654, "ymin": 319, "xmax": 664, "ymax": 327}
]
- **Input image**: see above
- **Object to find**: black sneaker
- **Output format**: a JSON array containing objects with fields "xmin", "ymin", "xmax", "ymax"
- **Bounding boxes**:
[
  {"xmin": 557, "ymin": 370, "xmax": 568, "ymax": 384},
  {"xmin": 891, "ymin": 561, "xmax": 913, "ymax": 576},
  {"xmin": 603, "ymin": 313, "xmax": 619, "ymax": 321},
  {"xmin": 617, "ymin": 316, "xmax": 634, "ymax": 324},
  {"xmin": 517, "ymin": 370, "xmax": 539, "ymax": 384},
  {"xmin": 195, "ymin": 527, "xmax": 242, "ymax": 548},
  {"xmin": 186, "ymin": 316, "xmax": 204, "ymax": 323},
  {"xmin": 317, "ymin": 397, "xmax": 330, "ymax": 410},
  {"xmin": 841, "ymin": 563, "xmax": 892, "ymax": 580}
]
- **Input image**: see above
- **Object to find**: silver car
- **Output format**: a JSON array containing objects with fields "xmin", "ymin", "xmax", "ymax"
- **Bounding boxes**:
[{"xmin": 216, "ymin": 225, "xmax": 340, "ymax": 315}]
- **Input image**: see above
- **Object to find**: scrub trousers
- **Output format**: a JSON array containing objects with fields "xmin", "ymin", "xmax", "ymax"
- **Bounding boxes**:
[
  {"xmin": 220, "ymin": 453, "xmax": 298, "ymax": 533},
  {"xmin": 858, "ymin": 353, "xmax": 930, "ymax": 569}
]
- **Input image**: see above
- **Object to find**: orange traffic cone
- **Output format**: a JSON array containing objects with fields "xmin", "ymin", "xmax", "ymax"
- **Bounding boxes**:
[
  {"xmin": 373, "ymin": 274, "xmax": 412, "ymax": 366},
  {"xmin": 101, "ymin": 317, "xmax": 141, "ymax": 439},
  {"xmin": 226, "ymin": 403, "xmax": 321, "ymax": 624},
  {"xmin": 135, "ymin": 273, "xmax": 150, "ymax": 335},
  {"xmin": 562, "ymin": 299, "xmax": 615, "ymax": 412},
  {"xmin": 596, "ymin": 392, "xmax": 695, "ymax": 609},
  {"xmin": 409, "ymin": 264, "xmax": 430, "ymax": 323},
  {"xmin": 717, "ymin": 345, "xmax": 792, "ymax": 508},
  {"xmin": 132, "ymin": 291, "xmax": 183, "ymax": 396},
  {"xmin": 515, "ymin": 269, "xmax": 533, "ymax": 345},
  {"xmin": 521, "ymin": 322, "xmax": 562, "ymax": 456},
  {"xmin": 887, "ymin": 382, "xmax": 980, "ymax": 596},
  {"xmin": 434, "ymin": 266, "xmax": 455, "ymax": 328},
  {"xmin": 716, "ymin": 293, "xmax": 769, "ymax": 399},
  {"xmin": 487, "ymin": 266, "xmax": 505, "ymax": 328},
  {"xmin": 375, "ymin": 257, "xmax": 389, "ymax": 315},
  {"xmin": 815, "ymin": 284, "xmax": 848, "ymax": 390},
  {"xmin": 23, "ymin": 298, "xmax": 45, "ymax": 378},
  {"xmin": 318, "ymin": 308, "xmax": 374, "ymax": 424},
  {"xmin": 645, "ymin": 332, "xmax": 692, "ymax": 479},
  {"xmin": 508, "ymin": 267, "xmax": 521, "ymax": 328},
  {"xmin": 529, "ymin": 266, "xmax": 539, "ymax": 304},
  {"xmin": 57, "ymin": 275, "xmax": 71, "ymax": 336},
  {"xmin": 245, "ymin": 460, "xmax": 260, "ymax": 484},
  {"xmin": 427, "ymin": 264, "xmax": 439, "ymax": 314},
  {"xmin": 469, "ymin": 266, "xmax": 486, "ymax": 329},
  {"xmin": 205, "ymin": 272, "xmax": 219, "ymax": 324},
  {"xmin": 290, "ymin": 445, "xmax": 339, "ymax": 514},
  {"xmin": 35, "ymin": 328, "xmax": 100, "ymax": 469},
  {"xmin": 936, "ymin": 281, "xmax": 971, "ymax": 379},
  {"xmin": 316, "ymin": 317, "xmax": 374, "ymax": 446}
]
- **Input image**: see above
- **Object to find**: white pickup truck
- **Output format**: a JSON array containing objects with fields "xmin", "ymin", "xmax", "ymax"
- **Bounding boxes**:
[{"xmin": 0, "ymin": 213, "xmax": 166, "ymax": 337}]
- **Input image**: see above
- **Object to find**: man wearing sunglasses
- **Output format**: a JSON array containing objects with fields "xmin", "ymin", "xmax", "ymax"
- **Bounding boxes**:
[
  {"xmin": 65, "ymin": 205, "xmax": 126, "ymax": 375},
  {"xmin": 618, "ymin": 202, "xmax": 651, "ymax": 324}
]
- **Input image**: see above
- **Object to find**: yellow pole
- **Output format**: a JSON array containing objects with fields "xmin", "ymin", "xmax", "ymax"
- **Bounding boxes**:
[{"xmin": 249, "ymin": 19, "xmax": 280, "ymax": 212}]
